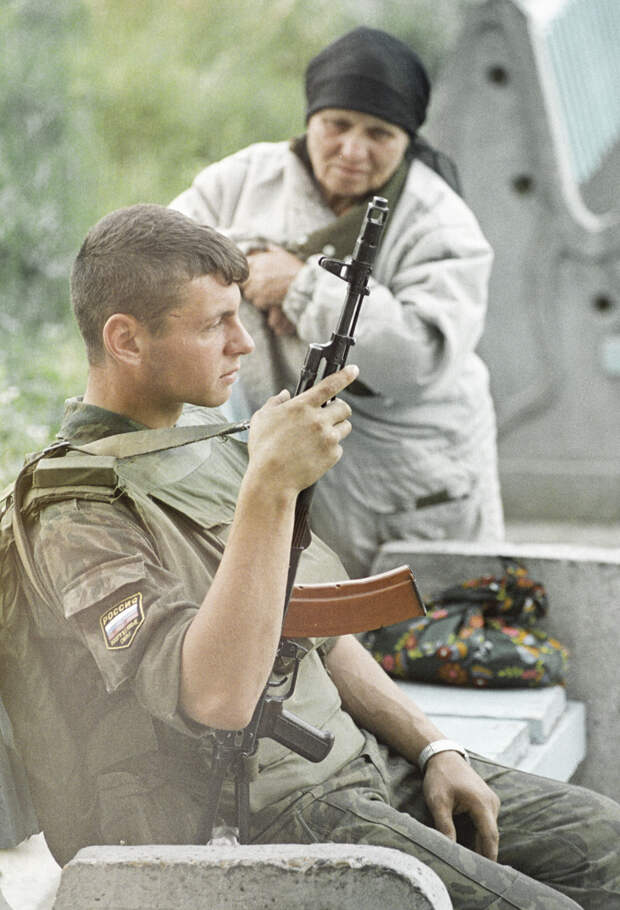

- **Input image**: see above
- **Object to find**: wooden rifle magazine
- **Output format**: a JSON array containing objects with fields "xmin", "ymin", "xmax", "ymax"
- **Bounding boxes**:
[{"xmin": 283, "ymin": 565, "xmax": 425, "ymax": 638}]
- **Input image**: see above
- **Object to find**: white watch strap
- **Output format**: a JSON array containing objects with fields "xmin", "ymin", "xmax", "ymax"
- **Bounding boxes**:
[{"xmin": 418, "ymin": 739, "xmax": 470, "ymax": 774}]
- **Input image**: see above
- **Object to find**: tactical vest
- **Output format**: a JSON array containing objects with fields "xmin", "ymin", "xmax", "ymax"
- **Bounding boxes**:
[
  {"xmin": 0, "ymin": 418, "xmax": 362, "ymax": 863},
  {"xmin": 0, "ymin": 419, "xmax": 252, "ymax": 859}
]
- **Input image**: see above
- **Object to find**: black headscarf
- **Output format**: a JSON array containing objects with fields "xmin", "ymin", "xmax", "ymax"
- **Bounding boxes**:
[
  {"xmin": 304, "ymin": 27, "xmax": 461, "ymax": 194},
  {"xmin": 305, "ymin": 27, "xmax": 430, "ymax": 140}
]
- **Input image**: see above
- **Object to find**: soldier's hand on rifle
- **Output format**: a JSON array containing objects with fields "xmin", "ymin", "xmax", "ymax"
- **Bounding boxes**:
[{"xmin": 247, "ymin": 365, "xmax": 358, "ymax": 496}]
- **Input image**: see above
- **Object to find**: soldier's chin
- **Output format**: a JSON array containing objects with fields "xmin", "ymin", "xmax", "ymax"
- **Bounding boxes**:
[{"xmin": 195, "ymin": 387, "xmax": 232, "ymax": 409}]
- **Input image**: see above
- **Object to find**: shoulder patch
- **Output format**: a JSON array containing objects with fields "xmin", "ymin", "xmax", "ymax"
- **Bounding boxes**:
[{"xmin": 100, "ymin": 593, "xmax": 144, "ymax": 650}]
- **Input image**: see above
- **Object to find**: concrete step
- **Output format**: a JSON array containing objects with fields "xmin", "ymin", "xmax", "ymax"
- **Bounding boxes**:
[
  {"xmin": 396, "ymin": 682, "xmax": 586, "ymax": 782},
  {"xmin": 52, "ymin": 844, "xmax": 452, "ymax": 910},
  {"xmin": 396, "ymin": 682, "xmax": 567, "ymax": 744},
  {"xmin": 421, "ymin": 715, "xmax": 531, "ymax": 767},
  {"xmin": 517, "ymin": 700, "xmax": 586, "ymax": 780},
  {"xmin": 421, "ymin": 702, "xmax": 586, "ymax": 781},
  {"xmin": 505, "ymin": 520, "xmax": 620, "ymax": 549}
]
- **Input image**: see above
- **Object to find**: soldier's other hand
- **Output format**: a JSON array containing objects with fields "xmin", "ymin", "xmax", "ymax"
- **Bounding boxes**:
[{"xmin": 422, "ymin": 751, "xmax": 501, "ymax": 861}]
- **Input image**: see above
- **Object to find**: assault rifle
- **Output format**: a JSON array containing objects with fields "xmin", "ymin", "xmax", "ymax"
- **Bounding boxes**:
[
  {"xmin": 201, "ymin": 196, "xmax": 393, "ymax": 845},
  {"xmin": 286, "ymin": 195, "xmax": 390, "ymax": 601}
]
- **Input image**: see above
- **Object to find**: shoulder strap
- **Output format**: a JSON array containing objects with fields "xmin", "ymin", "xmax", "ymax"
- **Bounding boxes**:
[
  {"xmin": 78, "ymin": 419, "xmax": 249, "ymax": 458},
  {"xmin": 10, "ymin": 447, "xmax": 67, "ymax": 605},
  {"xmin": 9, "ymin": 419, "xmax": 250, "ymax": 607}
]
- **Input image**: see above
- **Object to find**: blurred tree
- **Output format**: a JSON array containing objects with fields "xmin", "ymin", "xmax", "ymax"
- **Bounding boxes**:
[
  {"xmin": 74, "ymin": 0, "xmax": 357, "ymax": 212},
  {"xmin": 75, "ymin": 0, "xmax": 458, "ymax": 214},
  {"xmin": 0, "ymin": 0, "xmax": 91, "ymax": 483},
  {"xmin": 0, "ymin": 0, "xmax": 94, "ymax": 331},
  {"xmin": 0, "ymin": 0, "xmax": 460, "ymax": 486}
]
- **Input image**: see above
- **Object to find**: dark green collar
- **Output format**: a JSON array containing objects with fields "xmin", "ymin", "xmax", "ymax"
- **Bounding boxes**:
[{"xmin": 58, "ymin": 398, "xmax": 146, "ymax": 444}]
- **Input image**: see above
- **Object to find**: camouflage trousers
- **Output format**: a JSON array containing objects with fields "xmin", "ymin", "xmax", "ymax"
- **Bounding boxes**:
[{"xmin": 250, "ymin": 733, "xmax": 620, "ymax": 909}]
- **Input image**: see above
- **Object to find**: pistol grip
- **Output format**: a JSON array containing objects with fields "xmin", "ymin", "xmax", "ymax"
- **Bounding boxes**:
[{"xmin": 267, "ymin": 704, "xmax": 334, "ymax": 763}]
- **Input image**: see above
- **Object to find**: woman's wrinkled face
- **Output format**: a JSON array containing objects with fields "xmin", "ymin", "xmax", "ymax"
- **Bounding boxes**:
[{"xmin": 306, "ymin": 108, "xmax": 409, "ymax": 213}]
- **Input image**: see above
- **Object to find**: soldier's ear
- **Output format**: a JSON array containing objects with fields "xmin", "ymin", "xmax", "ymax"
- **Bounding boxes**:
[{"xmin": 102, "ymin": 313, "xmax": 143, "ymax": 366}]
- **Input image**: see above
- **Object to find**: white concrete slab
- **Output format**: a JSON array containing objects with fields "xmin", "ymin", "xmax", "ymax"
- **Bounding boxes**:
[
  {"xmin": 423, "ymin": 715, "xmax": 531, "ymax": 767},
  {"xmin": 426, "ymin": 703, "xmax": 586, "ymax": 782},
  {"xmin": 517, "ymin": 701, "xmax": 587, "ymax": 781},
  {"xmin": 396, "ymin": 681, "xmax": 566, "ymax": 743},
  {"xmin": 53, "ymin": 844, "xmax": 453, "ymax": 910}
]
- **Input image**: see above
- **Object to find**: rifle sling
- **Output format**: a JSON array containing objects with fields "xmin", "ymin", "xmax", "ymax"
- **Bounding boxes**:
[{"xmin": 78, "ymin": 420, "xmax": 250, "ymax": 458}]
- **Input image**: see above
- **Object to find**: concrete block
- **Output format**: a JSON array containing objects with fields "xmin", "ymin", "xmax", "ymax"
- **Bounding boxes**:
[
  {"xmin": 518, "ymin": 701, "xmax": 586, "ymax": 781},
  {"xmin": 424, "ymin": 0, "xmax": 620, "ymax": 519},
  {"xmin": 422, "ymin": 701, "xmax": 586, "ymax": 782},
  {"xmin": 371, "ymin": 540, "xmax": 620, "ymax": 800},
  {"xmin": 397, "ymin": 681, "xmax": 566, "ymax": 743},
  {"xmin": 52, "ymin": 844, "xmax": 452, "ymax": 910},
  {"xmin": 421, "ymin": 714, "xmax": 531, "ymax": 767},
  {"xmin": 396, "ymin": 686, "xmax": 585, "ymax": 782}
]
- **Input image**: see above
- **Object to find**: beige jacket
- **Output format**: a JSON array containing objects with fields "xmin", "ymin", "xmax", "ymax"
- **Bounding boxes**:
[{"xmin": 171, "ymin": 141, "xmax": 504, "ymax": 573}]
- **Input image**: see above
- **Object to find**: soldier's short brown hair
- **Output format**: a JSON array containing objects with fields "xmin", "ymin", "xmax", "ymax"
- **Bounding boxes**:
[{"xmin": 71, "ymin": 204, "xmax": 249, "ymax": 363}]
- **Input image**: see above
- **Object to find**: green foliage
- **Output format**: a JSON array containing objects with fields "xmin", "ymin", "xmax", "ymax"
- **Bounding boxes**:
[
  {"xmin": 0, "ymin": 0, "xmax": 94, "ymax": 486},
  {"xmin": 73, "ymin": 0, "xmax": 359, "ymax": 212},
  {"xmin": 0, "ymin": 323, "xmax": 86, "ymax": 487},
  {"xmin": 0, "ymin": 0, "xmax": 94, "ymax": 329},
  {"xmin": 0, "ymin": 0, "xmax": 458, "ymax": 488}
]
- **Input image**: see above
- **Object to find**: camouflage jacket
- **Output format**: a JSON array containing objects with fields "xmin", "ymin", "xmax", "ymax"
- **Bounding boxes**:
[{"xmin": 0, "ymin": 399, "xmax": 362, "ymax": 864}]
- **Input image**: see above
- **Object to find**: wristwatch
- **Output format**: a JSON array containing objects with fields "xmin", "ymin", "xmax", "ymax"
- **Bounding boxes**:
[{"xmin": 418, "ymin": 739, "xmax": 471, "ymax": 774}]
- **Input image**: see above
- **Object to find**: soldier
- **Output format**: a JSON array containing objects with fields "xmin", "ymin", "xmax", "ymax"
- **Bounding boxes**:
[{"xmin": 2, "ymin": 204, "xmax": 619, "ymax": 908}]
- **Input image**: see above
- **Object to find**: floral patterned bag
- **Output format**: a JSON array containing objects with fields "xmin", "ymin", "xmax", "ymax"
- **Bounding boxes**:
[{"xmin": 361, "ymin": 562, "xmax": 568, "ymax": 688}]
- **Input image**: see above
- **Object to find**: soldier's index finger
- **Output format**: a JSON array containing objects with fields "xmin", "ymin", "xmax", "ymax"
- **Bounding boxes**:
[{"xmin": 304, "ymin": 365, "xmax": 360, "ymax": 404}]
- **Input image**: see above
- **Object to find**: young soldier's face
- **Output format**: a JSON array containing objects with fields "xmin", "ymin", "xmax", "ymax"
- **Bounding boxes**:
[{"xmin": 144, "ymin": 273, "xmax": 254, "ymax": 411}]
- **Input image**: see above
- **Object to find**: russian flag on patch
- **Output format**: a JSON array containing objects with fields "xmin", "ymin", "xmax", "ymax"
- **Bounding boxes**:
[{"xmin": 100, "ymin": 593, "xmax": 144, "ymax": 650}]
